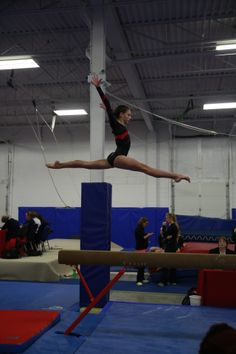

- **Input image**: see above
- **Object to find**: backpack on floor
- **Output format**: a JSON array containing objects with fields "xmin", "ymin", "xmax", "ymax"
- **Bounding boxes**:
[
  {"xmin": 2, "ymin": 247, "xmax": 20, "ymax": 259},
  {"xmin": 27, "ymin": 249, "xmax": 42, "ymax": 257},
  {"xmin": 181, "ymin": 287, "xmax": 197, "ymax": 305}
]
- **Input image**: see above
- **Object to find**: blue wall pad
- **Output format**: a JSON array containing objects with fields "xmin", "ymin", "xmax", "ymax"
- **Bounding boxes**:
[
  {"xmin": 177, "ymin": 214, "xmax": 236, "ymax": 241},
  {"xmin": 18, "ymin": 206, "xmax": 168, "ymax": 247},
  {"xmin": 80, "ymin": 183, "xmax": 112, "ymax": 308},
  {"xmin": 232, "ymin": 209, "xmax": 236, "ymax": 220},
  {"xmin": 111, "ymin": 207, "xmax": 168, "ymax": 248},
  {"xmin": 19, "ymin": 207, "xmax": 236, "ymax": 246},
  {"xmin": 18, "ymin": 207, "xmax": 81, "ymax": 239}
]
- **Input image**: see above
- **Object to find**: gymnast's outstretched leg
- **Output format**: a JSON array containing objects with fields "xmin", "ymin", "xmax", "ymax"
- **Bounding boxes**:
[
  {"xmin": 46, "ymin": 156, "xmax": 190, "ymax": 182},
  {"xmin": 46, "ymin": 159, "xmax": 112, "ymax": 170},
  {"xmin": 113, "ymin": 155, "xmax": 190, "ymax": 182}
]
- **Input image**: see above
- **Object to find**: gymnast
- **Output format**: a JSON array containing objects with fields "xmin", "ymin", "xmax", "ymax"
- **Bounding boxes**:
[{"xmin": 46, "ymin": 75, "xmax": 191, "ymax": 183}]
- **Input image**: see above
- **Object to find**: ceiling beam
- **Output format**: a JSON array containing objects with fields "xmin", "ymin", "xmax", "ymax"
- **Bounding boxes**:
[
  {"xmin": 122, "ymin": 12, "xmax": 236, "ymax": 27},
  {"xmin": 131, "ymin": 90, "xmax": 236, "ymax": 103},
  {"xmin": 0, "ymin": 26, "xmax": 87, "ymax": 37},
  {"xmin": 112, "ymin": 49, "xmax": 216, "ymax": 65},
  {"xmin": 0, "ymin": 3, "xmax": 86, "ymax": 17},
  {"xmin": 105, "ymin": 6, "xmax": 154, "ymax": 131}
]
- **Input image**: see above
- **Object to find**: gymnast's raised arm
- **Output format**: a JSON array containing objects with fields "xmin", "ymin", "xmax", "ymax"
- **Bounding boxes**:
[
  {"xmin": 90, "ymin": 76, "xmax": 112, "ymax": 111},
  {"xmin": 90, "ymin": 75, "xmax": 117, "ymax": 129}
]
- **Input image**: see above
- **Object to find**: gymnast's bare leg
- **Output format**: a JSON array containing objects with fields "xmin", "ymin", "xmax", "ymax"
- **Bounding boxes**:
[
  {"xmin": 46, "ymin": 156, "xmax": 190, "ymax": 183},
  {"xmin": 46, "ymin": 159, "xmax": 111, "ymax": 170},
  {"xmin": 113, "ymin": 156, "xmax": 190, "ymax": 182}
]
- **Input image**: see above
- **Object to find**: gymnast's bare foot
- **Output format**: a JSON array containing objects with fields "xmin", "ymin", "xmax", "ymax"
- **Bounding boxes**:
[
  {"xmin": 174, "ymin": 174, "xmax": 191, "ymax": 183},
  {"xmin": 46, "ymin": 161, "xmax": 62, "ymax": 169}
]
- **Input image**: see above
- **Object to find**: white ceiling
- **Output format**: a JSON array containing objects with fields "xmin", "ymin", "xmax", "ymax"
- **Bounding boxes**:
[{"xmin": 0, "ymin": 0, "xmax": 236, "ymax": 138}]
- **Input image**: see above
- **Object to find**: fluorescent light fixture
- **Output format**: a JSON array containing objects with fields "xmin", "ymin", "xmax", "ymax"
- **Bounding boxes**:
[
  {"xmin": 203, "ymin": 102, "xmax": 236, "ymax": 110},
  {"xmin": 216, "ymin": 40, "xmax": 236, "ymax": 51},
  {"xmin": 54, "ymin": 109, "xmax": 88, "ymax": 116},
  {"xmin": 51, "ymin": 115, "xmax": 57, "ymax": 132},
  {"xmin": 216, "ymin": 43, "xmax": 236, "ymax": 51},
  {"xmin": 0, "ymin": 56, "xmax": 39, "ymax": 70}
]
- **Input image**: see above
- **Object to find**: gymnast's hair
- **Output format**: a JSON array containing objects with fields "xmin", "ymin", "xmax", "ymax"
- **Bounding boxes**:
[{"xmin": 113, "ymin": 105, "xmax": 129, "ymax": 119}]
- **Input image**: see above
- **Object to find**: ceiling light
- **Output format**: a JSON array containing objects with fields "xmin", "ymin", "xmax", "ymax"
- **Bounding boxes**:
[
  {"xmin": 0, "ymin": 56, "xmax": 39, "ymax": 70},
  {"xmin": 54, "ymin": 109, "xmax": 88, "ymax": 116},
  {"xmin": 203, "ymin": 102, "xmax": 236, "ymax": 110},
  {"xmin": 216, "ymin": 40, "xmax": 236, "ymax": 51},
  {"xmin": 216, "ymin": 43, "xmax": 236, "ymax": 51}
]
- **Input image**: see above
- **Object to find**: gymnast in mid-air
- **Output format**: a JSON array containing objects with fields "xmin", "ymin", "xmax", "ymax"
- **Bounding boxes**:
[{"xmin": 46, "ymin": 75, "xmax": 190, "ymax": 183}]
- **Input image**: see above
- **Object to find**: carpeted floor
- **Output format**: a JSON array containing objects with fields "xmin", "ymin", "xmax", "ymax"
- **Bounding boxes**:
[
  {"xmin": 0, "ymin": 247, "xmax": 230, "ymax": 354},
  {"xmin": 0, "ymin": 278, "xmax": 235, "ymax": 353}
]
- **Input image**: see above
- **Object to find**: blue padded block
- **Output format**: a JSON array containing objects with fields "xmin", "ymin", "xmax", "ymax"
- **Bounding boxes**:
[{"xmin": 80, "ymin": 183, "xmax": 112, "ymax": 308}]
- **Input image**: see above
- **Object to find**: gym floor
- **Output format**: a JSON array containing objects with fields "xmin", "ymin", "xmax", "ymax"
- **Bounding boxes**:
[{"xmin": 0, "ymin": 276, "xmax": 236, "ymax": 353}]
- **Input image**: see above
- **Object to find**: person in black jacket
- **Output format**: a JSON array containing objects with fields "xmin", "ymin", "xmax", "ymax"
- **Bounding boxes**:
[
  {"xmin": 158, "ymin": 212, "xmax": 179, "ymax": 287},
  {"xmin": 1, "ymin": 215, "xmax": 20, "ymax": 240},
  {"xmin": 209, "ymin": 236, "xmax": 235, "ymax": 255},
  {"xmin": 135, "ymin": 217, "xmax": 154, "ymax": 286},
  {"xmin": 46, "ymin": 75, "xmax": 190, "ymax": 184}
]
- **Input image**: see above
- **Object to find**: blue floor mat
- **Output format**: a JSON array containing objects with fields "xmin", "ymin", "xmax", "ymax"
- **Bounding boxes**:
[
  {"xmin": 0, "ymin": 281, "xmax": 79, "ymax": 311},
  {"xmin": 112, "ymin": 280, "xmax": 194, "ymax": 294},
  {"xmin": 112, "ymin": 276, "xmax": 197, "ymax": 294},
  {"xmin": 74, "ymin": 302, "xmax": 236, "ymax": 354},
  {"xmin": 1, "ymin": 280, "xmax": 236, "ymax": 353},
  {"xmin": 24, "ymin": 310, "xmax": 106, "ymax": 354},
  {"xmin": 61, "ymin": 271, "xmax": 197, "ymax": 294}
]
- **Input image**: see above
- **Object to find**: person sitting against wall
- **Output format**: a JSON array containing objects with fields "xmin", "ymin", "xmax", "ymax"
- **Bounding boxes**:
[
  {"xmin": 29, "ymin": 211, "xmax": 44, "ymax": 249},
  {"xmin": 157, "ymin": 212, "xmax": 179, "ymax": 287},
  {"xmin": 31, "ymin": 211, "xmax": 52, "ymax": 251},
  {"xmin": 1, "ymin": 215, "xmax": 20, "ymax": 240},
  {"xmin": 209, "ymin": 236, "xmax": 235, "ymax": 255},
  {"xmin": 135, "ymin": 217, "xmax": 154, "ymax": 286},
  {"xmin": 19, "ymin": 211, "xmax": 41, "ymax": 252}
]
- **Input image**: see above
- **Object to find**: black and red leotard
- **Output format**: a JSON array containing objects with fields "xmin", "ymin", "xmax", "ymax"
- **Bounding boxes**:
[{"xmin": 96, "ymin": 86, "xmax": 131, "ymax": 166}]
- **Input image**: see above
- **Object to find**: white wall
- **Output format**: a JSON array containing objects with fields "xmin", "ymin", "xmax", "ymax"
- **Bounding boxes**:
[
  {"xmin": 0, "ymin": 142, "xmax": 10, "ymax": 216},
  {"xmin": 0, "ymin": 121, "xmax": 235, "ymax": 219},
  {"xmin": 173, "ymin": 136, "xmax": 232, "ymax": 218}
]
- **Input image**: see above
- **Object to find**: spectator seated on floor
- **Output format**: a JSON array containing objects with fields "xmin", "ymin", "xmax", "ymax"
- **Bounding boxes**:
[
  {"xmin": 26, "ymin": 211, "xmax": 52, "ymax": 251},
  {"xmin": 1, "ymin": 216, "xmax": 27, "ymax": 258},
  {"xmin": 19, "ymin": 211, "xmax": 52, "ymax": 255},
  {"xmin": 36, "ymin": 222, "xmax": 53, "ymax": 252},
  {"xmin": 19, "ymin": 211, "xmax": 40, "ymax": 253},
  {"xmin": 1, "ymin": 215, "xmax": 20, "ymax": 240},
  {"xmin": 209, "ymin": 236, "xmax": 235, "ymax": 255},
  {"xmin": 180, "ymin": 240, "xmax": 235, "ymax": 254}
]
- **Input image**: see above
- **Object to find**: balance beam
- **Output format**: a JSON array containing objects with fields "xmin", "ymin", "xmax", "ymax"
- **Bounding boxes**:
[{"xmin": 58, "ymin": 250, "xmax": 236, "ymax": 270}]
